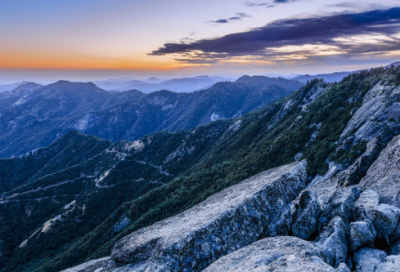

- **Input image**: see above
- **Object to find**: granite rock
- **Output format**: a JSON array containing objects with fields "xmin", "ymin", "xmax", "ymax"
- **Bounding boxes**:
[
  {"xmin": 350, "ymin": 219, "xmax": 377, "ymax": 252},
  {"xmin": 354, "ymin": 247, "xmax": 387, "ymax": 272},
  {"xmin": 111, "ymin": 161, "xmax": 307, "ymax": 271},
  {"xmin": 291, "ymin": 190, "xmax": 322, "ymax": 240},
  {"xmin": 335, "ymin": 263, "xmax": 351, "ymax": 272},
  {"xmin": 318, "ymin": 187, "xmax": 361, "ymax": 231},
  {"xmin": 375, "ymin": 255, "xmax": 400, "ymax": 272},
  {"xmin": 203, "ymin": 236, "xmax": 335, "ymax": 272},
  {"xmin": 315, "ymin": 216, "xmax": 349, "ymax": 268},
  {"xmin": 360, "ymin": 135, "xmax": 400, "ymax": 207}
]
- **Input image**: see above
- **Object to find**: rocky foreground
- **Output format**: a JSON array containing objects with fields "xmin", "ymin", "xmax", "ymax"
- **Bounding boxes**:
[{"xmin": 64, "ymin": 133, "xmax": 400, "ymax": 272}]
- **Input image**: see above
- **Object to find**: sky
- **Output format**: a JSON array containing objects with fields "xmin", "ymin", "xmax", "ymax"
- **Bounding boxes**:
[{"xmin": 1, "ymin": 0, "xmax": 400, "ymax": 83}]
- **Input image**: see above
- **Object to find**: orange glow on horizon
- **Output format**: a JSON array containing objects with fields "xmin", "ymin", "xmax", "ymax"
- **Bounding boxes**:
[{"xmin": 0, "ymin": 52, "xmax": 197, "ymax": 71}]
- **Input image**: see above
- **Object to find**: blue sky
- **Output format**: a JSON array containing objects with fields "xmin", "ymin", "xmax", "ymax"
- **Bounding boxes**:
[{"xmin": 1, "ymin": 0, "xmax": 400, "ymax": 83}]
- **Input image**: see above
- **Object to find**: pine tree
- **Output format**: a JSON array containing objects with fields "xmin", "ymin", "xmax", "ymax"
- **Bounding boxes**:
[{"xmin": 396, "ymin": 68, "xmax": 400, "ymax": 85}]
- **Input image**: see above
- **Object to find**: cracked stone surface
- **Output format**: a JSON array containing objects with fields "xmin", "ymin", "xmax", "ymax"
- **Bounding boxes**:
[
  {"xmin": 202, "ymin": 236, "xmax": 335, "ymax": 272},
  {"xmin": 291, "ymin": 190, "xmax": 322, "ymax": 240},
  {"xmin": 360, "ymin": 135, "xmax": 400, "ymax": 208},
  {"xmin": 350, "ymin": 219, "xmax": 377, "ymax": 252},
  {"xmin": 354, "ymin": 247, "xmax": 387, "ymax": 272},
  {"xmin": 111, "ymin": 161, "xmax": 307, "ymax": 271},
  {"xmin": 315, "ymin": 216, "xmax": 349, "ymax": 268}
]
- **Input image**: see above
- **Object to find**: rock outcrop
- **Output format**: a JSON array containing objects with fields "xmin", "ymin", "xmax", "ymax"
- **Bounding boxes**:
[
  {"xmin": 375, "ymin": 255, "xmax": 400, "ymax": 272},
  {"xmin": 335, "ymin": 263, "xmax": 351, "ymax": 272},
  {"xmin": 353, "ymin": 189, "xmax": 400, "ymax": 244},
  {"xmin": 360, "ymin": 135, "xmax": 400, "ymax": 207},
  {"xmin": 315, "ymin": 216, "xmax": 349, "ymax": 268},
  {"xmin": 353, "ymin": 189, "xmax": 380, "ymax": 221},
  {"xmin": 388, "ymin": 239, "xmax": 400, "ymax": 255},
  {"xmin": 70, "ymin": 161, "xmax": 306, "ymax": 272},
  {"xmin": 203, "ymin": 236, "xmax": 335, "ymax": 272},
  {"xmin": 349, "ymin": 219, "xmax": 377, "ymax": 252},
  {"xmin": 340, "ymin": 82, "xmax": 400, "ymax": 144},
  {"xmin": 353, "ymin": 247, "xmax": 387, "ymax": 272},
  {"xmin": 318, "ymin": 187, "xmax": 361, "ymax": 231},
  {"xmin": 335, "ymin": 137, "xmax": 382, "ymax": 187},
  {"xmin": 291, "ymin": 190, "xmax": 322, "ymax": 240},
  {"xmin": 61, "ymin": 257, "xmax": 116, "ymax": 272}
]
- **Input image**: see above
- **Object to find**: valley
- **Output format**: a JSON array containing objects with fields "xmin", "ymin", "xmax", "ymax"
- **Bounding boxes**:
[{"xmin": 1, "ymin": 65, "xmax": 400, "ymax": 271}]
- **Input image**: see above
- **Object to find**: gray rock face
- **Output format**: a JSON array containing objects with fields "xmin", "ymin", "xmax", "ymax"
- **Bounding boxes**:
[
  {"xmin": 111, "ymin": 161, "xmax": 307, "ymax": 271},
  {"xmin": 202, "ymin": 236, "xmax": 335, "ymax": 272},
  {"xmin": 369, "ymin": 204, "xmax": 400, "ymax": 243},
  {"xmin": 353, "ymin": 189, "xmax": 400, "ymax": 244},
  {"xmin": 318, "ymin": 187, "xmax": 361, "ymax": 231},
  {"xmin": 360, "ymin": 135, "xmax": 400, "ymax": 207},
  {"xmin": 389, "ymin": 222, "xmax": 400, "ymax": 244},
  {"xmin": 315, "ymin": 216, "xmax": 349, "ymax": 268},
  {"xmin": 291, "ymin": 190, "xmax": 322, "ymax": 240},
  {"xmin": 388, "ymin": 239, "xmax": 400, "ymax": 255},
  {"xmin": 334, "ymin": 137, "xmax": 382, "ymax": 187},
  {"xmin": 60, "ymin": 257, "xmax": 170, "ymax": 272},
  {"xmin": 336, "ymin": 263, "xmax": 351, "ymax": 272},
  {"xmin": 340, "ymin": 82, "xmax": 400, "ymax": 143},
  {"xmin": 61, "ymin": 257, "xmax": 116, "ymax": 272},
  {"xmin": 375, "ymin": 255, "xmax": 400, "ymax": 272},
  {"xmin": 346, "ymin": 256, "xmax": 354, "ymax": 270},
  {"xmin": 350, "ymin": 220, "xmax": 377, "ymax": 252},
  {"xmin": 354, "ymin": 247, "xmax": 387, "ymax": 272},
  {"xmin": 353, "ymin": 189, "xmax": 380, "ymax": 221}
]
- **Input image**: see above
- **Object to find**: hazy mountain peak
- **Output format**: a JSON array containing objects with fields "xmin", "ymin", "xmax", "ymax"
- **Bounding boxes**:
[{"xmin": 386, "ymin": 61, "xmax": 400, "ymax": 67}]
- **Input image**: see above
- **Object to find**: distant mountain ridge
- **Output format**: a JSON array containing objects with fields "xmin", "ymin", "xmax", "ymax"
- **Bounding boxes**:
[
  {"xmin": 294, "ymin": 61, "xmax": 400, "ymax": 83},
  {"xmin": 294, "ymin": 72, "xmax": 351, "ymax": 83},
  {"xmin": 94, "ymin": 75, "xmax": 231, "ymax": 93},
  {"xmin": 0, "ymin": 76, "xmax": 303, "ymax": 157},
  {"xmin": 0, "ymin": 81, "xmax": 37, "ymax": 93}
]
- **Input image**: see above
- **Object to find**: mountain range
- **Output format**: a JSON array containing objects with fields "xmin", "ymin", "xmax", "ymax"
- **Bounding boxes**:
[
  {"xmin": 94, "ymin": 75, "xmax": 231, "ymax": 93},
  {"xmin": 294, "ymin": 72, "xmax": 351, "ymax": 83},
  {"xmin": 1, "ymin": 64, "xmax": 400, "ymax": 272},
  {"xmin": 0, "ymin": 76, "xmax": 303, "ymax": 158}
]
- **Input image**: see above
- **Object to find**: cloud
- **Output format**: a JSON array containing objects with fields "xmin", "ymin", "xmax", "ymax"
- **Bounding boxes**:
[
  {"xmin": 244, "ymin": 0, "xmax": 297, "ymax": 8},
  {"xmin": 208, "ymin": 12, "xmax": 251, "ymax": 24},
  {"xmin": 149, "ymin": 7, "xmax": 400, "ymax": 64},
  {"xmin": 211, "ymin": 19, "xmax": 229, "ymax": 24}
]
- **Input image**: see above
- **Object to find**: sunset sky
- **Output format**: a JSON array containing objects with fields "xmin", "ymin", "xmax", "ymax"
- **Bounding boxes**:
[{"xmin": 1, "ymin": 0, "xmax": 400, "ymax": 82}]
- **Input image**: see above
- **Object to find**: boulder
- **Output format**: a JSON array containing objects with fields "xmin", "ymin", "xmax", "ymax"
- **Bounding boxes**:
[
  {"xmin": 353, "ymin": 189, "xmax": 400, "ymax": 244},
  {"xmin": 291, "ymin": 190, "xmax": 322, "ymax": 240},
  {"xmin": 387, "ymin": 239, "xmax": 400, "ymax": 255},
  {"xmin": 318, "ymin": 187, "xmax": 361, "ymax": 231},
  {"xmin": 349, "ymin": 219, "xmax": 377, "ymax": 252},
  {"xmin": 369, "ymin": 204, "xmax": 400, "ymax": 243},
  {"xmin": 335, "ymin": 137, "xmax": 382, "ymax": 187},
  {"xmin": 261, "ymin": 202, "xmax": 292, "ymax": 238},
  {"xmin": 202, "ymin": 236, "xmax": 335, "ymax": 272},
  {"xmin": 360, "ymin": 135, "xmax": 400, "ymax": 207},
  {"xmin": 354, "ymin": 247, "xmax": 387, "ymax": 272},
  {"xmin": 389, "ymin": 220, "xmax": 400, "ymax": 243},
  {"xmin": 335, "ymin": 263, "xmax": 351, "ymax": 272},
  {"xmin": 375, "ymin": 255, "xmax": 400, "ymax": 272},
  {"xmin": 353, "ymin": 189, "xmax": 380, "ymax": 221},
  {"xmin": 111, "ymin": 161, "xmax": 307, "ymax": 271},
  {"xmin": 315, "ymin": 216, "xmax": 349, "ymax": 268}
]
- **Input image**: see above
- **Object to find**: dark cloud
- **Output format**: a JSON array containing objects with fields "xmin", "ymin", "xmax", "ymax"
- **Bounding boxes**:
[
  {"xmin": 211, "ymin": 19, "xmax": 229, "ymax": 24},
  {"xmin": 245, "ymin": 0, "xmax": 296, "ymax": 8},
  {"xmin": 149, "ymin": 7, "xmax": 400, "ymax": 62},
  {"xmin": 208, "ymin": 12, "xmax": 250, "ymax": 24}
]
